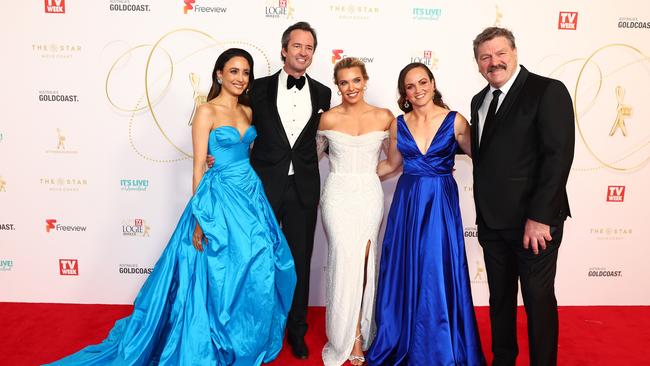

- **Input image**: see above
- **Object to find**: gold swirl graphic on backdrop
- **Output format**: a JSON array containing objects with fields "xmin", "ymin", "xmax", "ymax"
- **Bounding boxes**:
[
  {"xmin": 573, "ymin": 44, "xmax": 650, "ymax": 172},
  {"xmin": 105, "ymin": 29, "xmax": 271, "ymax": 163}
]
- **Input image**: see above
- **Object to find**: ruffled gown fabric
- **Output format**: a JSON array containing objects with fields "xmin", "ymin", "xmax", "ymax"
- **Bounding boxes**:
[
  {"xmin": 317, "ymin": 130, "xmax": 388, "ymax": 366},
  {"xmin": 47, "ymin": 126, "xmax": 296, "ymax": 366},
  {"xmin": 366, "ymin": 113, "xmax": 485, "ymax": 366}
]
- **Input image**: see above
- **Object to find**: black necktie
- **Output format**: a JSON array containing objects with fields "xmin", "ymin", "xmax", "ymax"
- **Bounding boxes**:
[
  {"xmin": 287, "ymin": 75, "xmax": 306, "ymax": 90},
  {"xmin": 483, "ymin": 89, "xmax": 502, "ymax": 132}
]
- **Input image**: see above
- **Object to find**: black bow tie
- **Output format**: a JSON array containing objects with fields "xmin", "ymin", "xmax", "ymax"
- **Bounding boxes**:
[{"xmin": 287, "ymin": 75, "xmax": 306, "ymax": 90}]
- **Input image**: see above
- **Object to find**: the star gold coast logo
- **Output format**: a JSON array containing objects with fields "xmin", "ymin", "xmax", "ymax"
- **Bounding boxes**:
[
  {"xmin": 329, "ymin": 4, "xmax": 379, "ymax": 20},
  {"xmin": 589, "ymin": 227, "xmax": 632, "ymax": 241},
  {"xmin": 104, "ymin": 29, "xmax": 271, "ymax": 163},
  {"xmin": 32, "ymin": 43, "xmax": 81, "ymax": 59},
  {"xmin": 265, "ymin": 0, "xmax": 294, "ymax": 19},
  {"xmin": 40, "ymin": 177, "xmax": 87, "ymax": 191}
]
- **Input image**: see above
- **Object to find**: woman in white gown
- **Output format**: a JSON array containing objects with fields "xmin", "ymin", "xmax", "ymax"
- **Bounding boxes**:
[{"xmin": 317, "ymin": 58, "xmax": 394, "ymax": 366}]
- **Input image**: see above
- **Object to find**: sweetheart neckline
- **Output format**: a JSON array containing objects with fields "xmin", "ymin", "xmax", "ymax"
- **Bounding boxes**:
[{"xmin": 211, "ymin": 125, "xmax": 254, "ymax": 142}]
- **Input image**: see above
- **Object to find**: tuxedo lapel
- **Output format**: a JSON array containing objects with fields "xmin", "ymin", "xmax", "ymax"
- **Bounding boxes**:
[
  {"xmin": 267, "ymin": 71, "xmax": 291, "ymax": 147},
  {"xmin": 471, "ymin": 86, "xmax": 489, "ymax": 160},
  {"xmin": 479, "ymin": 66, "xmax": 529, "ymax": 153}
]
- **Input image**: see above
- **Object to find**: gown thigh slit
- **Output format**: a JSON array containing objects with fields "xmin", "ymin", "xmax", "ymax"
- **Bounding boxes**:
[{"xmin": 318, "ymin": 129, "xmax": 388, "ymax": 366}]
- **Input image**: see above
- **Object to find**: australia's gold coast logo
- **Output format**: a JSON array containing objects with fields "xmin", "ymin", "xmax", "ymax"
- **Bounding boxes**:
[{"xmin": 103, "ymin": 29, "xmax": 271, "ymax": 163}]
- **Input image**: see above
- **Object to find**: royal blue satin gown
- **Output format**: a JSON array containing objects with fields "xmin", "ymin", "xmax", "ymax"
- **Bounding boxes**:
[
  {"xmin": 367, "ymin": 112, "xmax": 485, "ymax": 366},
  {"xmin": 48, "ymin": 125, "xmax": 297, "ymax": 366}
]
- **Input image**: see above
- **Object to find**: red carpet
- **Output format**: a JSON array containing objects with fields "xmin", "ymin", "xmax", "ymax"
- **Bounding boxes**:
[{"xmin": 1, "ymin": 303, "xmax": 648, "ymax": 365}]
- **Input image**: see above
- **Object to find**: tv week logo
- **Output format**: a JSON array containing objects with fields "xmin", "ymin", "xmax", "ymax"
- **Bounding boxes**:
[
  {"xmin": 45, "ymin": 0, "xmax": 65, "ymax": 14},
  {"xmin": 558, "ymin": 11, "xmax": 578, "ymax": 30},
  {"xmin": 606, "ymin": 186, "xmax": 625, "ymax": 202},
  {"xmin": 59, "ymin": 259, "xmax": 78, "ymax": 275}
]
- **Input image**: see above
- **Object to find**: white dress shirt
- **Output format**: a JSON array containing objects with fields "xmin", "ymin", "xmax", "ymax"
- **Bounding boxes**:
[
  {"xmin": 478, "ymin": 64, "xmax": 521, "ymax": 145},
  {"xmin": 277, "ymin": 68, "xmax": 312, "ymax": 175}
]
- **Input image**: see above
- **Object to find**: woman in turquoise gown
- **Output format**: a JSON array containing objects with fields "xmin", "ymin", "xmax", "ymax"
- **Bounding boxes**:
[
  {"xmin": 47, "ymin": 48, "xmax": 296, "ymax": 366},
  {"xmin": 368, "ymin": 63, "xmax": 485, "ymax": 365}
]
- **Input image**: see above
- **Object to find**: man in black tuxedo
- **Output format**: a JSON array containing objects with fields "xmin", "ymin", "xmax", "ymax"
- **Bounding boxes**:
[
  {"xmin": 469, "ymin": 27, "xmax": 574, "ymax": 366},
  {"xmin": 250, "ymin": 21, "xmax": 331, "ymax": 359}
]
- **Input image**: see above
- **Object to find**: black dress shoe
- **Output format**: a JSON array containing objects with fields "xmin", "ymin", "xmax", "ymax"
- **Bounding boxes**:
[{"xmin": 289, "ymin": 337, "xmax": 309, "ymax": 359}]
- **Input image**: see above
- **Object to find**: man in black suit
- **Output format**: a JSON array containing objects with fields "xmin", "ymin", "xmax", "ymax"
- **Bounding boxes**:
[
  {"xmin": 469, "ymin": 27, "xmax": 574, "ymax": 366},
  {"xmin": 250, "ymin": 21, "xmax": 331, "ymax": 359}
]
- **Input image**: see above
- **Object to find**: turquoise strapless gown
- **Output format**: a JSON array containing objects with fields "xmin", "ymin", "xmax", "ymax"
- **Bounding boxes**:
[{"xmin": 47, "ymin": 125, "xmax": 296, "ymax": 366}]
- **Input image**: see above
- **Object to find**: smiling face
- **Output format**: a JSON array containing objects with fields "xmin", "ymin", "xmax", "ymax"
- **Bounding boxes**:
[
  {"xmin": 281, "ymin": 29, "xmax": 314, "ymax": 76},
  {"xmin": 216, "ymin": 56, "xmax": 250, "ymax": 96},
  {"xmin": 403, "ymin": 66, "xmax": 435, "ymax": 109},
  {"xmin": 335, "ymin": 66, "xmax": 367, "ymax": 104},
  {"xmin": 476, "ymin": 35, "xmax": 518, "ymax": 88}
]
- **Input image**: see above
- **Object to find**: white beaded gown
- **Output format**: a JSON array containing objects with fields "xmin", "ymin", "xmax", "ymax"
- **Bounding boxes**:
[{"xmin": 317, "ymin": 129, "xmax": 388, "ymax": 366}]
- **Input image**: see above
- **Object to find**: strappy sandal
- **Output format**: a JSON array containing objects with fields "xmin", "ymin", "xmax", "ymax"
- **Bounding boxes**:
[{"xmin": 348, "ymin": 334, "xmax": 366, "ymax": 365}]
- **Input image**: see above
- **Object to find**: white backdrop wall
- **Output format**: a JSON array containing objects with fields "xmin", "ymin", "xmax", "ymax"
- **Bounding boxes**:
[{"xmin": 1, "ymin": 1, "xmax": 649, "ymax": 306}]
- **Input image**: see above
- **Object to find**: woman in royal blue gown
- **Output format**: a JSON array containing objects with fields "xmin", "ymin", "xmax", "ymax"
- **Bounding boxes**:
[
  {"xmin": 47, "ymin": 48, "xmax": 296, "ymax": 365},
  {"xmin": 368, "ymin": 63, "xmax": 486, "ymax": 365}
]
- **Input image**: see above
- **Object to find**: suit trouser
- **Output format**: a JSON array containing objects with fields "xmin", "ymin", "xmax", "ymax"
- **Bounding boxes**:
[
  {"xmin": 478, "ymin": 219, "xmax": 563, "ymax": 366},
  {"xmin": 272, "ymin": 175, "xmax": 318, "ymax": 341}
]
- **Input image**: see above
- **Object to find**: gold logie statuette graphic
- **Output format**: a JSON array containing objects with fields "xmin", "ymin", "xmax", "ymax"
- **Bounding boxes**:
[
  {"xmin": 609, "ymin": 86, "xmax": 633, "ymax": 137},
  {"xmin": 494, "ymin": 5, "xmax": 503, "ymax": 26},
  {"xmin": 0, "ymin": 177, "xmax": 6, "ymax": 192},
  {"xmin": 188, "ymin": 73, "xmax": 207, "ymax": 126},
  {"xmin": 57, "ymin": 128, "xmax": 66, "ymax": 149},
  {"xmin": 473, "ymin": 260, "xmax": 486, "ymax": 282}
]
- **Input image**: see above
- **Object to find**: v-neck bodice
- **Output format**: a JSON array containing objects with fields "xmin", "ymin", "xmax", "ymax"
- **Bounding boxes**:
[{"xmin": 397, "ymin": 112, "xmax": 458, "ymax": 177}]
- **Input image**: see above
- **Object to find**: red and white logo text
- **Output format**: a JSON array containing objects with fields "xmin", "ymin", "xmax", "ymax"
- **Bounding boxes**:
[
  {"xmin": 59, "ymin": 259, "xmax": 78, "ymax": 275},
  {"xmin": 45, "ymin": 0, "xmax": 65, "ymax": 14},
  {"xmin": 558, "ymin": 11, "xmax": 578, "ymax": 30},
  {"xmin": 606, "ymin": 186, "xmax": 625, "ymax": 202}
]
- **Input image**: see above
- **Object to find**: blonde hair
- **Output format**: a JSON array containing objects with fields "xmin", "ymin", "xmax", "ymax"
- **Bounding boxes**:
[{"xmin": 333, "ymin": 57, "xmax": 369, "ymax": 83}]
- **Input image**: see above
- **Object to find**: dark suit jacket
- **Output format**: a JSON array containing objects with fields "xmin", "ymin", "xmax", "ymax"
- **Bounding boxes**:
[
  {"xmin": 250, "ymin": 71, "xmax": 331, "ymax": 210},
  {"xmin": 470, "ymin": 65, "xmax": 575, "ymax": 229}
]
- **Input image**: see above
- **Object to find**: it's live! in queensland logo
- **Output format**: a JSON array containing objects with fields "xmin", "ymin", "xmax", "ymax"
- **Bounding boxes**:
[
  {"xmin": 59, "ymin": 259, "xmax": 78, "ymax": 275},
  {"xmin": 45, "ymin": 0, "xmax": 65, "ymax": 14}
]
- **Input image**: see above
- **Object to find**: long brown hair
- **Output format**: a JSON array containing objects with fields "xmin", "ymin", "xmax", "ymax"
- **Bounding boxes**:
[
  {"xmin": 206, "ymin": 48, "xmax": 254, "ymax": 105},
  {"xmin": 397, "ymin": 62, "xmax": 448, "ymax": 113}
]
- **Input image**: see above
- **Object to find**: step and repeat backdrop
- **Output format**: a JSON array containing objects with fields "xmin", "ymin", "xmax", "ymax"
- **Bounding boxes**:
[{"xmin": 1, "ymin": 1, "xmax": 649, "ymax": 306}]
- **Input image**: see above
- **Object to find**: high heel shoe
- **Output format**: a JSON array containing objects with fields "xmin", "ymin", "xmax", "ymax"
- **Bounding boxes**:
[{"xmin": 348, "ymin": 334, "xmax": 365, "ymax": 364}]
